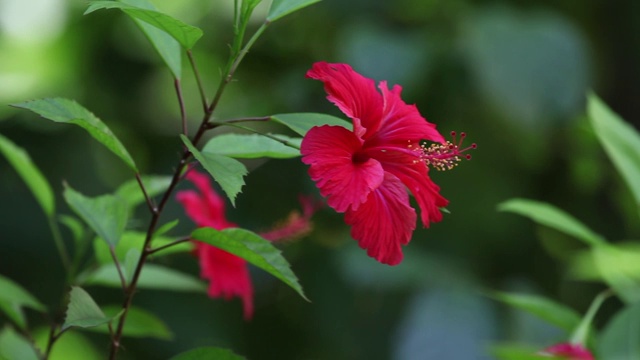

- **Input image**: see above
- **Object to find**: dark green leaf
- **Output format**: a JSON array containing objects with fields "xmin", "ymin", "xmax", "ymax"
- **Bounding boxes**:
[
  {"xmin": 87, "ymin": 305, "xmax": 172, "ymax": 339},
  {"xmin": 169, "ymin": 347, "xmax": 246, "ymax": 360},
  {"xmin": 123, "ymin": 248, "xmax": 140, "ymax": 283},
  {"xmin": 267, "ymin": 0, "xmax": 321, "ymax": 22},
  {"xmin": 81, "ymin": 264, "xmax": 206, "ymax": 292},
  {"xmin": 94, "ymin": 231, "xmax": 191, "ymax": 265},
  {"xmin": 11, "ymin": 98, "xmax": 137, "ymax": 171},
  {"xmin": 490, "ymin": 344, "xmax": 561, "ymax": 360},
  {"xmin": 203, "ymin": 133, "xmax": 301, "ymax": 159},
  {"xmin": 120, "ymin": 0, "xmax": 182, "ymax": 78},
  {"xmin": 598, "ymin": 301, "xmax": 640, "ymax": 359},
  {"xmin": 490, "ymin": 291, "xmax": 581, "ymax": 334},
  {"xmin": 0, "ymin": 302, "xmax": 26, "ymax": 330},
  {"xmin": 0, "ymin": 274, "xmax": 46, "ymax": 312},
  {"xmin": 0, "ymin": 133, "xmax": 55, "ymax": 217},
  {"xmin": 85, "ymin": 1, "xmax": 203, "ymax": 49},
  {"xmin": 0, "ymin": 327, "xmax": 39, "ymax": 360},
  {"xmin": 181, "ymin": 135, "xmax": 247, "ymax": 206},
  {"xmin": 63, "ymin": 185, "xmax": 129, "ymax": 247},
  {"xmin": 58, "ymin": 215, "xmax": 85, "ymax": 247},
  {"xmin": 270, "ymin": 113, "xmax": 350, "ymax": 137},
  {"xmin": 588, "ymin": 93, "xmax": 640, "ymax": 216},
  {"xmin": 115, "ymin": 175, "xmax": 171, "ymax": 210},
  {"xmin": 498, "ymin": 199, "xmax": 607, "ymax": 246},
  {"xmin": 62, "ymin": 287, "xmax": 111, "ymax": 331},
  {"xmin": 191, "ymin": 227, "xmax": 308, "ymax": 301}
]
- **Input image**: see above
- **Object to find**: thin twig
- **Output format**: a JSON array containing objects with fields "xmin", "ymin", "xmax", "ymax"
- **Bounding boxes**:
[
  {"xmin": 187, "ymin": 50, "xmax": 208, "ymax": 112},
  {"xmin": 109, "ymin": 246, "xmax": 127, "ymax": 291},
  {"xmin": 211, "ymin": 122, "xmax": 301, "ymax": 150},
  {"xmin": 205, "ymin": 115, "xmax": 271, "ymax": 129},
  {"xmin": 174, "ymin": 79, "xmax": 188, "ymax": 136},
  {"xmin": 147, "ymin": 237, "xmax": 191, "ymax": 256},
  {"xmin": 44, "ymin": 325, "xmax": 59, "ymax": 359},
  {"xmin": 135, "ymin": 173, "xmax": 156, "ymax": 214}
]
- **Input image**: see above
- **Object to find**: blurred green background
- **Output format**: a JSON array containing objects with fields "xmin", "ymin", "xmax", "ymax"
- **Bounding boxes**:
[{"xmin": 1, "ymin": 0, "xmax": 639, "ymax": 359}]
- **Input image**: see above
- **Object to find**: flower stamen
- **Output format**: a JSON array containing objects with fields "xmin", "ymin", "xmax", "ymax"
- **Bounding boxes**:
[{"xmin": 416, "ymin": 131, "xmax": 476, "ymax": 171}]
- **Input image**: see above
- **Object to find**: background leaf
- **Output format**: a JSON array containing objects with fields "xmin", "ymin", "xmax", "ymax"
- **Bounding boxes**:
[
  {"xmin": 0, "ymin": 274, "xmax": 46, "ymax": 312},
  {"xmin": 11, "ymin": 98, "xmax": 137, "ymax": 171},
  {"xmin": 63, "ymin": 185, "xmax": 129, "ymax": 247},
  {"xmin": 0, "ymin": 134, "xmax": 55, "ymax": 217},
  {"xmin": 81, "ymin": 264, "xmax": 206, "ymax": 292},
  {"xmin": 181, "ymin": 135, "xmax": 247, "ymax": 206},
  {"xmin": 203, "ymin": 133, "xmax": 301, "ymax": 159},
  {"xmin": 270, "ymin": 113, "xmax": 351, "ymax": 137},
  {"xmin": 62, "ymin": 287, "xmax": 111, "ymax": 331},
  {"xmin": 588, "ymin": 93, "xmax": 640, "ymax": 216},
  {"xmin": 593, "ymin": 246, "xmax": 640, "ymax": 304},
  {"xmin": 598, "ymin": 301, "xmax": 640, "ymax": 360},
  {"xmin": 115, "ymin": 175, "xmax": 171, "ymax": 210},
  {"xmin": 94, "ymin": 232, "xmax": 191, "ymax": 264},
  {"xmin": 267, "ymin": 0, "xmax": 321, "ymax": 22},
  {"xmin": 191, "ymin": 227, "xmax": 308, "ymax": 301},
  {"xmin": 33, "ymin": 328, "xmax": 101, "ymax": 360},
  {"xmin": 85, "ymin": 1, "xmax": 203, "ymax": 49},
  {"xmin": 169, "ymin": 347, "xmax": 246, "ymax": 360},
  {"xmin": 0, "ymin": 327, "xmax": 39, "ymax": 360},
  {"xmin": 498, "ymin": 199, "xmax": 607, "ymax": 246},
  {"xmin": 86, "ymin": 305, "xmax": 172, "ymax": 339}
]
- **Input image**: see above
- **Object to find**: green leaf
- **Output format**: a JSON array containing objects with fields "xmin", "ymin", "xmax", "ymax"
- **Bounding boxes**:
[
  {"xmin": 0, "ymin": 302, "xmax": 26, "ymax": 330},
  {"xmin": 120, "ymin": 0, "xmax": 182, "ymax": 78},
  {"xmin": 12, "ymin": 98, "xmax": 137, "ymax": 171},
  {"xmin": 191, "ymin": 227, "xmax": 308, "ymax": 301},
  {"xmin": 63, "ymin": 185, "xmax": 129, "ymax": 247},
  {"xmin": 270, "ymin": 113, "xmax": 351, "ymax": 137},
  {"xmin": 0, "ymin": 133, "xmax": 55, "ymax": 217},
  {"xmin": 203, "ymin": 133, "xmax": 301, "ymax": 159},
  {"xmin": 267, "ymin": 0, "xmax": 321, "ymax": 22},
  {"xmin": 497, "ymin": 199, "xmax": 607, "ymax": 246},
  {"xmin": 87, "ymin": 305, "xmax": 172, "ymax": 339},
  {"xmin": 0, "ymin": 327, "xmax": 39, "ymax": 360},
  {"xmin": 115, "ymin": 175, "xmax": 171, "ymax": 210},
  {"xmin": 58, "ymin": 215, "xmax": 85, "ymax": 247},
  {"xmin": 181, "ymin": 135, "xmax": 247, "ymax": 206},
  {"xmin": 490, "ymin": 291, "xmax": 582, "ymax": 334},
  {"xmin": 85, "ymin": 1, "xmax": 203, "ymax": 49},
  {"xmin": 169, "ymin": 347, "xmax": 246, "ymax": 360},
  {"xmin": 33, "ymin": 328, "xmax": 101, "ymax": 360},
  {"xmin": 62, "ymin": 287, "xmax": 112, "ymax": 331},
  {"xmin": 81, "ymin": 264, "xmax": 206, "ymax": 292},
  {"xmin": 490, "ymin": 344, "xmax": 560, "ymax": 360},
  {"xmin": 155, "ymin": 219, "xmax": 179, "ymax": 237},
  {"xmin": 588, "ymin": 93, "xmax": 640, "ymax": 216},
  {"xmin": 598, "ymin": 301, "xmax": 640, "ymax": 359},
  {"xmin": 94, "ymin": 231, "xmax": 191, "ymax": 265},
  {"xmin": 123, "ymin": 248, "xmax": 141, "ymax": 284},
  {"xmin": 593, "ymin": 245, "xmax": 640, "ymax": 304},
  {"xmin": 0, "ymin": 274, "xmax": 46, "ymax": 312}
]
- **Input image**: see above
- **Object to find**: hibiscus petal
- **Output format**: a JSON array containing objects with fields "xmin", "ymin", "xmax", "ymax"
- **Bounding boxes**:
[
  {"xmin": 306, "ymin": 62, "xmax": 383, "ymax": 138},
  {"xmin": 367, "ymin": 82, "xmax": 445, "ymax": 146},
  {"xmin": 197, "ymin": 242, "xmax": 254, "ymax": 320},
  {"xmin": 301, "ymin": 125, "xmax": 384, "ymax": 212},
  {"xmin": 344, "ymin": 173, "xmax": 417, "ymax": 265},
  {"xmin": 177, "ymin": 170, "xmax": 236, "ymax": 229}
]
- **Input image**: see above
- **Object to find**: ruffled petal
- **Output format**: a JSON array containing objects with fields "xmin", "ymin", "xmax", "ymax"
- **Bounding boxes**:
[
  {"xmin": 176, "ymin": 170, "xmax": 236, "ymax": 229},
  {"xmin": 306, "ymin": 62, "xmax": 383, "ymax": 138},
  {"xmin": 344, "ymin": 173, "xmax": 417, "ymax": 265},
  {"xmin": 366, "ymin": 82, "xmax": 445, "ymax": 147},
  {"xmin": 196, "ymin": 242, "xmax": 254, "ymax": 320},
  {"xmin": 373, "ymin": 150, "xmax": 448, "ymax": 227},
  {"xmin": 301, "ymin": 125, "xmax": 384, "ymax": 212}
]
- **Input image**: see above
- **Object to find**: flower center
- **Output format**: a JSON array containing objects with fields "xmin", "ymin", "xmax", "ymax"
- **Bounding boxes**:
[
  {"xmin": 352, "ymin": 151, "xmax": 370, "ymax": 164},
  {"xmin": 410, "ymin": 131, "xmax": 477, "ymax": 171}
]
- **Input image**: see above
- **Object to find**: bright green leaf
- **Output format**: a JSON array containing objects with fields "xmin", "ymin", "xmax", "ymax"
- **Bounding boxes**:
[
  {"xmin": 0, "ymin": 302, "xmax": 26, "ymax": 330},
  {"xmin": 81, "ymin": 264, "xmax": 206, "ymax": 292},
  {"xmin": 181, "ymin": 135, "xmax": 247, "ymax": 206},
  {"xmin": 62, "ymin": 287, "xmax": 111, "ymax": 331},
  {"xmin": 0, "ymin": 327, "xmax": 39, "ymax": 360},
  {"xmin": 120, "ymin": 0, "xmax": 182, "ymax": 78},
  {"xmin": 588, "ymin": 93, "xmax": 640, "ymax": 216},
  {"xmin": 63, "ymin": 186, "xmax": 129, "ymax": 247},
  {"xmin": 498, "ymin": 199, "xmax": 607, "ymax": 246},
  {"xmin": 155, "ymin": 219, "xmax": 180, "ymax": 237},
  {"xmin": 267, "ymin": 0, "xmax": 321, "ymax": 22},
  {"xmin": 94, "ymin": 231, "xmax": 191, "ymax": 265},
  {"xmin": 86, "ymin": 305, "xmax": 172, "ymax": 340},
  {"xmin": 593, "ymin": 245, "xmax": 640, "ymax": 304},
  {"xmin": 490, "ymin": 291, "xmax": 582, "ymax": 334},
  {"xmin": 191, "ymin": 227, "xmax": 308, "ymax": 301},
  {"xmin": 0, "ymin": 133, "xmax": 55, "ymax": 217},
  {"xmin": 33, "ymin": 328, "xmax": 101, "ymax": 360},
  {"xmin": 598, "ymin": 301, "xmax": 640, "ymax": 359},
  {"xmin": 115, "ymin": 175, "xmax": 171, "ymax": 210},
  {"xmin": 270, "ymin": 113, "xmax": 351, "ymax": 137},
  {"xmin": 0, "ymin": 274, "xmax": 46, "ymax": 312},
  {"xmin": 11, "ymin": 98, "xmax": 137, "ymax": 171},
  {"xmin": 490, "ymin": 344, "xmax": 561, "ymax": 360},
  {"xmin": 169, "ymin": 347, "xmax": 246, "ymax": 360},
  {"xmin": 203, "ymin": 133, "xmax": 301, "ymax": 159},
  {"xmin": 85, "ymin": 1, "xmax": 203, "ymax": 49}
]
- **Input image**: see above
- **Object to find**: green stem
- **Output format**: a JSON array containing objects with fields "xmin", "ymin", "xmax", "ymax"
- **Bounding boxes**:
[{"xmin": 570, "ymin": 289, "xmax": 613, "ymax": 344}]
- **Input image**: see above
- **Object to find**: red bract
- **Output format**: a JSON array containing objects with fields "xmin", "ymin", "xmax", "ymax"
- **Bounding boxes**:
[
  {"xmin": 541, "ymin": 343, "xmax": 594, "ymax": 360},
  {"xmin": 301, "ymin": 62, "xmax": 474, "ymax": 265},
  {"xmin": 176, "ymin": 169, "xmax": 315, "ymax": 320}
]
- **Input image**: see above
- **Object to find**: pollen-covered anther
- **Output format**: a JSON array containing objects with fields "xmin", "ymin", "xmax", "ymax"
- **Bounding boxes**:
[{"xmin": 420, "ymin": 131, "xmax": 477, "ymax": 171}]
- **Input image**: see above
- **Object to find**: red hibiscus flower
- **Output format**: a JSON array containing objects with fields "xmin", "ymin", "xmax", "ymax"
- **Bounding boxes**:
[
  {"xmin": 541, "ymin": 343, "xmax": 594, "ymax": 360},
  {"xmin": 176, "ymin": 169, "xmax": 315, "ymax": 320},
  {"xmin": 301, "ymin": 62, "xmax": 474, "ymax": 265}
]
